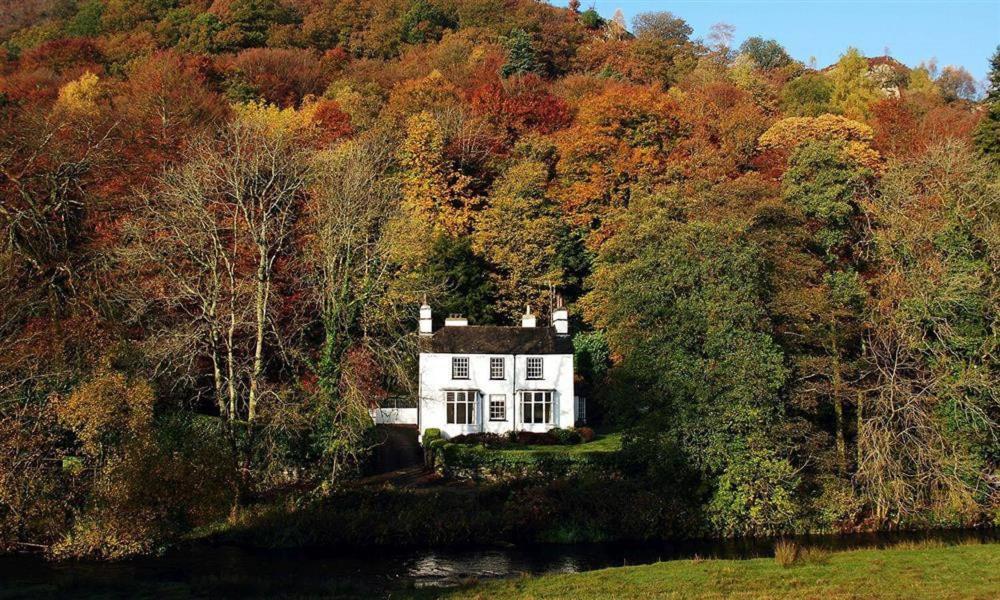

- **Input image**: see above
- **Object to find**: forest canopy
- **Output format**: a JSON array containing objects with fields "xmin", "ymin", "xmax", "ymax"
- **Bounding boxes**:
[{"xmin": 0, "ymin": 0, "xmax": 997, "ymax": 557}]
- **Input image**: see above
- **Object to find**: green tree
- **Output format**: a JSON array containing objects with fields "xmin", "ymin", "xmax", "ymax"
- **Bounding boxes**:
[
  {"xmin": 421, "ymin": 235, "xmax": 497, "ymax": 325},
  {"xmin": 739, "ymin": 36, "xmax": 792, "ymax": 70},
  {"xmin": 65, "ymin": 0, "xmax": 104, "ymax": 37},
  {"xmin": 400, "ymin": 0, "xmax": 456, "ymax": 44},
  {"xmin": 501, "ymin": 29, "xmax": 541, "ymax": 78},
  {"xmin": 584, "ymin": 196, "xmax": 796, "ymax": 536},
  {"xmin": 781, "ymin": 73, "xmax": 835, "ymax": 116},
  {"xmin": 973, "ymin": 46, "xmax": 1000, "ymax": 163}
]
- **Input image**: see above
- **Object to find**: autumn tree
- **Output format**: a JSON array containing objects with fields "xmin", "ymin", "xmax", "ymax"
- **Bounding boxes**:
[
  {"xmin": 553, "ymin": 83, "xmax": 683, "ymax": 248},
  {"xmin": 474, "ymin": 159, "xmax": 567, "ymax": 319},
  {"xmin": 858, "ymin": 142, "xmax": 998, "ymax": 525},
  {"xmin": 307, "ymin": 132, "xmax": 413, "ymax": 481},
  {"xmin": 122, "ymin": 106, "xmax": 309, "ymax": 423},
  {"xmin": 828, "ymin": 47, "xmax": 880, "ymax": 119},
  {"xmin": 398, "ymin": 111, "xmax": 477, "ymax": 236}
]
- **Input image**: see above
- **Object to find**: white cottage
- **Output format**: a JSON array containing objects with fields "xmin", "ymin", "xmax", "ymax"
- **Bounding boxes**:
[{"xmin": 417, "ymin": 302, "xmax": 578, "ymax": 440}]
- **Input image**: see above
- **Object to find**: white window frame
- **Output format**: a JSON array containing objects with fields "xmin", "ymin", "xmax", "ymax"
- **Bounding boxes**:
[
  {"xmin": 490, "ymin": 357, "xmax": 505, "ymax": 380},
  {"xmin": 446, "ymin": 390, "xmax": 476, "ymax": 425},
  {"xmin": 526, "ymin": 356, "xmax": 543, "ymax": 380},
  {"xmin": 489, "ymin": 394, "xmax": 506, "ymax": 421},
  {"xmin": 521, "ymin": 390, "xmax": 553, "ymax": 424},
  {"xmin": 452, "ymin": 356, "xmax": 469, "ymax": 380}
]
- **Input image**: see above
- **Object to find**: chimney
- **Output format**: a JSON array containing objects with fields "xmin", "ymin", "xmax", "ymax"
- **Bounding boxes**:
[
  {"xmin": 419, "ymin": 301, "xmax": 432, "ymax": 335},
  {"xmin": 445, "ymin": 314, "xmax": 468, "ymax": 327},
  {"xmin": 521, "ymin": 305, "xmax": 537, "ymax": 328},
  {"xmin": 552, "ymin": 297, "xmax": 569, "ymax": 336}
]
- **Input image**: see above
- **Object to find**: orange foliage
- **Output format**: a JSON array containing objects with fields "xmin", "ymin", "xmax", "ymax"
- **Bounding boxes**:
[
  {"xmin": 553, "ymin": 83, "xmax": 683, "ymax": 248},
  {"xmin": 871, "ymin": 97, "xmax": 982, "ymax": 159},
  {"xmin": 672, "ymin": 81, "xmax": 773, "ymax": 181}
]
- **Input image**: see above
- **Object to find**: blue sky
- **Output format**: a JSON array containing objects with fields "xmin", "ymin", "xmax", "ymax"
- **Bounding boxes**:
[{"xmin": 585, "ymin": 1, "xmax": 999, "ymax": 81}]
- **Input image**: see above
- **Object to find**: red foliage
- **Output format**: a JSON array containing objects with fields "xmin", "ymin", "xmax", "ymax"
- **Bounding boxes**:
[
  {"xmin": 310, "ymin": 99, "xmax": 354, "ymax": 143},
  {"xmin": 225, "ymin": 47, "xmax": 332, "ymax": 107},
  {"xmin": 470, "ymin": 74, "xmax": 572, "ymax": 136},
  {"xmin": 340, "ymin": 346, "xmax": 387, "ymax": 408},
  {"xmin": 20, "ymin": 38, "xmax": 104, "ymax": 75},
  {"xmin": 870, "ymin": 97, "xmax": 920, "ymax": 158}
]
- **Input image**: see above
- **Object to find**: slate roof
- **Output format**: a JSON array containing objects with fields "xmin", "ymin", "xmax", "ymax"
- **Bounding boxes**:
[{"xmin": 421, "ymin": 326, "xmax": 573, "ymax": 355}]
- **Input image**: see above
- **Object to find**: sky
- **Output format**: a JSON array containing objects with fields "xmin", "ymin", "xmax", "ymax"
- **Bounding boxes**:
[{"xmin": 585, "ymin": 1, "xmax": 999, "ymax": 81}]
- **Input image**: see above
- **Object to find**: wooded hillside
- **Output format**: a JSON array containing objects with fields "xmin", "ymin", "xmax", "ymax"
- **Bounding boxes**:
[{"xmin": 0, "ymin": 0, "xmax": 997, "ymax": 558}]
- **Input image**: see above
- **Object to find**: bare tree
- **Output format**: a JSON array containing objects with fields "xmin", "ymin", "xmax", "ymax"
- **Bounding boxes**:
[{"xmin": 120, "ymin": 118, "xmax": 308, "ymax": 423}]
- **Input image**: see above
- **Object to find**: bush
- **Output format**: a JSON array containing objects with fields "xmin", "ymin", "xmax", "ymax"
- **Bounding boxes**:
[
  {"xmin": 516, "ymin": 431, "xmax": 558, "ymax": 445},
  {"xmin": 422, "ymin": 428, "xmax": 442, "ymax": 445},
  {"xmin": 549, "ymin": 427, "xmax": 582, "ymax": 445},
  {"xmin": 450, "ymin": 432, "xmax": 508, "ymax": 447},
  {"xmin": 576, "ymin": 427, "xmax": 596, "ymax": 442}
]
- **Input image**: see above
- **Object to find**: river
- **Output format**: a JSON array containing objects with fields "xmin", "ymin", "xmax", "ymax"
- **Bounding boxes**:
[{"xmin": 0, "ymin": 529, "xmax": 993, "ymax": 598}]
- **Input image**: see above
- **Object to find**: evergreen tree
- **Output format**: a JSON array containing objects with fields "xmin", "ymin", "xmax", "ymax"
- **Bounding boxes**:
[
  {"xmin": 501, "ymin": 29, "xmax": 541, "ymax": 78},
  {"xmin": 973, "ymin": 46, "xmax": 1000, "ymax": 163}
]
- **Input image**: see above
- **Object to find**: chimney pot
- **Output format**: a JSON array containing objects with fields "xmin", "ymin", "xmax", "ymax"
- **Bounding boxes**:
[{"xmin": 521, "ymin": 305, "xmax": 537, "ymax": 328}]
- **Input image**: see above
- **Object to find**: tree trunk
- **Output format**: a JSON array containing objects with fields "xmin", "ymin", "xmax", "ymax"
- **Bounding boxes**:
[{"xmin": 248, "ymin": 242, "xmax": 267, "ymax": 422}]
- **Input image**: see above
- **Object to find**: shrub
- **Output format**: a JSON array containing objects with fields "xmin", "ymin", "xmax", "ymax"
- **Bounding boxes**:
[
  {"xmin": 576, "ymin": 427, "xmax": 596, "ymax": 443},
  {"xmin": 422, "ymin": 428, "xmax": 442, "ymax": 445},
  {"xmin": 774, "ymin": 539, "xmax": 799, "ymax": 567},
  {"xmin": 549, "ymin": 427, "xmax": 582, "ymax": 445},
  {"xmin": 450, "ymin": 432, "xmax": 508, "ymax": 447},
  {"xmin": 516, "ymin": 431, "xmax": 558, "ymax": 445}
]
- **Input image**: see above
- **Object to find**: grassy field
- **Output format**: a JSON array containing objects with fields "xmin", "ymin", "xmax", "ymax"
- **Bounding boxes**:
[
  {"xmin": 426, "ymin": 540, "xmax": 1000, "ymax": 600},
  {"xmin": 505, "ymin": 432, "xmax": 622, "ymax": 454}
]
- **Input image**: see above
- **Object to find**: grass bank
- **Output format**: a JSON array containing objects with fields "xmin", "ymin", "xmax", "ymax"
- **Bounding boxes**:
[{"xmin": 427, "ymin": 540, "xmax": 1000, "ymax": 599}]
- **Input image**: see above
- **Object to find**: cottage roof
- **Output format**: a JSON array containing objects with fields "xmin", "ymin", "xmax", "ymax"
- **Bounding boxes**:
[{"xmin": 421, "ymin": 326, "xmax": 573, "ymax": 355}]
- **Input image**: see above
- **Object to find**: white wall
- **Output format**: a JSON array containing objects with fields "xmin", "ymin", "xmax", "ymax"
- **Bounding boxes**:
[
  {"xmin": 418, "ymin": 352, "xmax": 574, "ymax": 440},
  {"xmin": 370, "ymin": 407, "xmax": 418, "ymax": 425}
]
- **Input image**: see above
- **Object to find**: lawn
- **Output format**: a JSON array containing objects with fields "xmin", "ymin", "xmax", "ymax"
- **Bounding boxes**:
[
  {"xmin": 425, "ymin": 541, "xmax": 1000, "ymax": 600},
  {"xmin": 503, "ymin": 432, "xmax": 622, "ymax": 455}
]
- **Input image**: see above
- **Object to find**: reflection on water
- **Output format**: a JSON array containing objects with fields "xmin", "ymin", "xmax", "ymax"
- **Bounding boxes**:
[{"xmin": 0, "ymin": 529, "xmax": 994, "ymax": 599}]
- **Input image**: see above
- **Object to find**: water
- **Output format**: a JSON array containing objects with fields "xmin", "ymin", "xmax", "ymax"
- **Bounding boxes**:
[{"xmin": 0, "ymin": 529, "xmax": 993, "ymax": 599}]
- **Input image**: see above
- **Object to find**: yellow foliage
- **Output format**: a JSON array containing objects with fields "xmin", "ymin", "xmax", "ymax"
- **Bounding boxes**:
[
  {"xmin": 385, "ymin": 69, "xmax": 461, "ymax": 121},
  {"xmin": 399, "ymin": 111, "xmax": 477, "ymax": 235},
  {"xmin": 57, "ymin": 367, "xmax": 155, "ymax": 457},
  {"xmin": 473, "ymin": 160, "xmax": 565, "ymax": 318},
  {"xmin": 760, "ymin": 114, "xmax": 881, "ymax": 170},
  {"xmin": 55, "ymin": 71, "xmax": 102, "ymax": 116},
  {"xmin": 759, "ymin": 114, "xmax": 874, "ymax": 150},
  {"xmin": 232, "ymin": 99, "xmax": 310, "ymax": 136}
]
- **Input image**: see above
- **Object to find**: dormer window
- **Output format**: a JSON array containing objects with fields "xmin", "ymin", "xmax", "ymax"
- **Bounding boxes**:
[
  {"xmin": 526, "ymin": 356, "xmax": 543, "ymax": 379},
  {"xmin": 452, "ymin": 356, "xmax": 469, "ymax": 379},
  {"xmin": 490, "ymin": 357, "xmax": 505, "ymax": 380}
]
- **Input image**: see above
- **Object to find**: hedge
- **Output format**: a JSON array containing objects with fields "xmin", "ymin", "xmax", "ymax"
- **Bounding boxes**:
[{"xmin": 431, "ymin": 441, "xmax": 621, "ymax": 482}]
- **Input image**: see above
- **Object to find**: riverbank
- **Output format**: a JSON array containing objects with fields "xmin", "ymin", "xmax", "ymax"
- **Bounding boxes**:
[{"xmin": 428, "ymin": 540, "xmax": 1000, "ymax": 599}]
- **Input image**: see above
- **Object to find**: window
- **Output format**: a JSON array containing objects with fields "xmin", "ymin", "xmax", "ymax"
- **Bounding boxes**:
[
  {"xmin": 521, "ymin": 391, "xmax": 553, "ymax": 424},
  {"xmin": 490, "ymin": 357, "xmax": 505, "ymax": 380},
  {"xmin": 489, "ymin": 394, "xmax": 506, "ymax": 421},
  {"xmin": 526, "ymin": 356, "xmax": 543, "ymax": 379},
  {"xmin": 452, "ymin": 356, "xmax": 469, "ymax": 379},
  {"xmin": 446, "ymin": 391, "xmax": 476, "ymax": 425}
]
